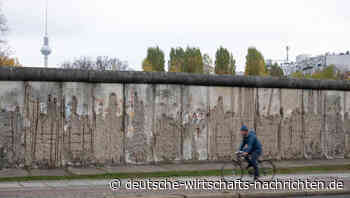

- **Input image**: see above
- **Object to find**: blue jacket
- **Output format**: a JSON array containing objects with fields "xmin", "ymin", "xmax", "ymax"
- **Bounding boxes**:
[{"xmin": 239, "ymin": 131, "xmax": 262, "ymax": 154}]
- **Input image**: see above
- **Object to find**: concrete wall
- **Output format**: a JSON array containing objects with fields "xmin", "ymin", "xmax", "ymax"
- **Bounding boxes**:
[{"xmin": 0, "ymin": 67, "xmax": 350, "ymax": 168}]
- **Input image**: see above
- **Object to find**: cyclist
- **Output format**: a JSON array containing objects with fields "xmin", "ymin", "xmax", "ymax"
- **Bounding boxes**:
[{"xmin": 239, "ymin": 125, "xmax": 262, "ymax": 180}]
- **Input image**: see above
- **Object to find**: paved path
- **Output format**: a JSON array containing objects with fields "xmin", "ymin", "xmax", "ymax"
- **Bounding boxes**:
[
  {"xmin": 0, "ymin": 173, "xmax": 349, "ymax": 198},
  {"xmin": 299, "ymin": 196, "xmax": 350, "ymax": 198},
  {"xmin": 0, "ymin": 159, "xmax": 349, "ymax": 197}
]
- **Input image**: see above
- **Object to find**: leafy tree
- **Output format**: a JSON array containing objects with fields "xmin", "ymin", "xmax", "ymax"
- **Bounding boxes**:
[
  {"xmin": 321, "ymin": 65, "xmax": 337, "ymax": 79},
  {"xmin": 311, "ymin": 65, "xmax": 337, "ymax": 80},
  {"xmin": 291, "ymin": 71, "xmax": 304, "ymax": 79},
  {"xmin": 143, "ymin": 46, "xmax": 165, "ymax": 72},
  {"xmin": 0, "ymin": 56, "xmax": 21, "ymax": 67},
  {"xmin": 245, "ymin": 47, "xmax": 267, "ymax": 76},
  {"xmin": 169, "ymin": 47, "xmax": 185, "ymax": 72},
  {"xmin": 290, "ymin": 65, "xmax": 338, "ymax": 80},
  {"xmin": 229, "ymin": 54, "xmax": 236, "ymax": 74},
  {"xmin": 168, "ymin": 47, "xmax": 203, "ymax": 73},
  {"xmin": 0, "ymin": 3, "xmax": 21, "ymax": 67},
  {"xmin": 310, "ymin": 71, "xmax": 321, "ymax": 79},
  {"xmin": 142, "ymin": 58, "xmax": 153, "ymax": 72},
  {"xmin": 268, "ymin": 63, "xmax": 284, "ymax": 77},
  {"xmin": 214, "ymin": 47, "xmax": 236, "ymax": 75},
  {"xmin": 304, "ymin": 73, "xmax": 312, "ymax": 79},
  {"xmin": 61, "ymin": 56, "xmax": 130, "ymax": 71},
  {"xmin": 183, "ymin": 47, "xmax": 203, "ymax": 74}
]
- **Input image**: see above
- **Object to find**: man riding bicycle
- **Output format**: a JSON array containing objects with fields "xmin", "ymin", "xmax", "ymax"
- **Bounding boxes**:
[{"xmin": 239, "ymin": 125, "xmax": 262, "ymax": 180}]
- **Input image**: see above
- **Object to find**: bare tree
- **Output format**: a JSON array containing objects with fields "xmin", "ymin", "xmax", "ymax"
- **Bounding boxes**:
[
  {"xmin": 62, "ymin": 56, "xmax": 94, "ymax": 70},
  {"xmin": 95, "ymin": 56, "xmax": 129, "ymax": 71},
  {"xmin": 61, "ymin": 56, "xmax": 131, "ymax": 71}
]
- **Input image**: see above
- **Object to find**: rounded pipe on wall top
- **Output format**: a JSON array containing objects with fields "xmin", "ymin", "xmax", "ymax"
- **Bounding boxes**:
[{"xmin": 1, "ymin": 66, "xmax": 350, "ymax": 90}]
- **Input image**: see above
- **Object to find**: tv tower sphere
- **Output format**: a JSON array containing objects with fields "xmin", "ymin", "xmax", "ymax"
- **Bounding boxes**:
[{"xmin": 40, "ymin": 37, "xmax": 52, "ymax": 56}]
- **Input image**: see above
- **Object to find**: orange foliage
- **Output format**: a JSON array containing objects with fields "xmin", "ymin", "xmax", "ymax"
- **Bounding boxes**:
[{"xmin": 0, "ymin": 56, "xmax": 21, "ymax": 67}]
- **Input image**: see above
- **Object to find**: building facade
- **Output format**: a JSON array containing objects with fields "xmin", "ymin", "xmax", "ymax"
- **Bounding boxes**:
[{"xmin": 295, "ymin": 53, "xmax": 350, "ymax": 75}]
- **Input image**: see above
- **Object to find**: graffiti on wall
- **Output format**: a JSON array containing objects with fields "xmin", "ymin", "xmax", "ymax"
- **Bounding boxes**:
[{"xmin": 0, "ymin": 81, "xmax": 349, "ymax": 168}]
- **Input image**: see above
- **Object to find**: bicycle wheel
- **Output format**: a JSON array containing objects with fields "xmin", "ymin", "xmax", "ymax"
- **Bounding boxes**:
[
  {"xmin": 259, "ymin": 160, "xmax": 276, "ymax": 181},
  {"xmin": 221, "ymin": 161, "xmax": 242, "ymax": 181}
]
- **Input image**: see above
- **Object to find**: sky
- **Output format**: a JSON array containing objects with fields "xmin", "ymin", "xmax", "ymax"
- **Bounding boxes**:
[{"xmin": 1, "ymin": 0, "xmax": 350, "ymax": 71}]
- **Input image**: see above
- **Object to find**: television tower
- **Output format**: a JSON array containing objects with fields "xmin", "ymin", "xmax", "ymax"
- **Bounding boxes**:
[{"xmin": 40, "ymin": 0, "xmax": 52, "ymax": 67}]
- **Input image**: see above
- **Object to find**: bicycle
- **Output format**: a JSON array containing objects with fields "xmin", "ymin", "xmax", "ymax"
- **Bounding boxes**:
[{"xmin": 221, "ymin": 151, "xmax": 276, "ymax": 182}]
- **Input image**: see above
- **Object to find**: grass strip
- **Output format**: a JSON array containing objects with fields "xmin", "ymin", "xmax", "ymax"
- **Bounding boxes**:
[{"xmin": 0, "ymin": 164, "xmax": 349, "ymax": 183}]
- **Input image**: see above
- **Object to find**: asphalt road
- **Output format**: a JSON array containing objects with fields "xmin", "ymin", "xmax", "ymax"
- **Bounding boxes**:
[{"xmin": 0, "ymin": 173, "xmax": 349, "ymax": 198}]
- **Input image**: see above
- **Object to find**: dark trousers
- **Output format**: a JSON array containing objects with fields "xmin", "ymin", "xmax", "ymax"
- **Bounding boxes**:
[{"xmin": 244, "ymin": 151, "xmax": 261, "ymax": 177}]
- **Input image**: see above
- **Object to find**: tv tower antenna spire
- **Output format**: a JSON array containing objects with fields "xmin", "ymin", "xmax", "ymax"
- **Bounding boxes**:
[{"xmin": 40, "ymin": 0, "xmax": 52, "ymax": 67}]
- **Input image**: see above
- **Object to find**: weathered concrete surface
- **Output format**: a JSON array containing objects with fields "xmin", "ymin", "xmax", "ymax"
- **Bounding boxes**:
[
  {"xmin": 125, "ymin": 84, "xmax": 152, "ymax": 164},
  {"xmin": 208, "ymin": 87, "xmax": 235, "ymax": 161},
  {"xmin": 0, "ymin": 168, "xmax": 28, "ymax": 178},
  {"xmin": 1, "ymin": 68, "xmax": 350, "ymax": 168},
  {"xmin": 153, "ymin": 84, "xmax": 182, "ymax": 162},
  {"xmin": 2, "ymin": 66, "xmax": 350, "ymax": 90},
  {"xmin": 93, "ymin": 83, "xmax": 124, "ymax": 166},
  {"xmin": 0, "ymin": 173, "xmax": 349, "ymax": 198},
  {"xmin": 0, "ymin": 81, "xmax": 24, "ymax": 169}
]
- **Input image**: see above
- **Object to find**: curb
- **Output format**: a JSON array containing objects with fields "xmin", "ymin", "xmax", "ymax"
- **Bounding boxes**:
[
  {"xmin": 110, "ymin": 190, "xmax": 350, "ymax": 198},
  {"xmin": 184, "ymin": 192, "xmax": 238, "ymax": 198},
  {"xmin": 238, "ymin": 191, "xmax": 306, "ymax": 198},
  {"xmin": 228, "ymin": 190, "xmax": 350, "ymax": 198},
  {"xmin": 115, "ymin": 195, "xmax": 185, "ymax": 198},
  {"xmin": 305, "ymin": 189, "xmax": 350, "ymax": 196}
]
